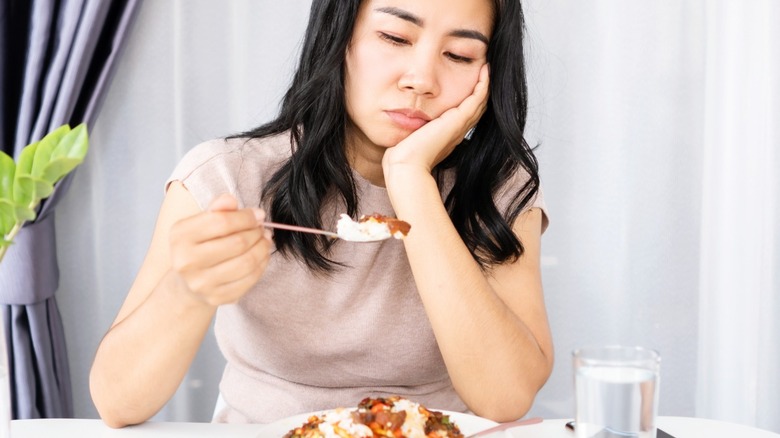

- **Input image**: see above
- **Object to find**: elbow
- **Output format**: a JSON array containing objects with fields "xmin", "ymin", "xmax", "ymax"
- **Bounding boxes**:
[
  {"xmin": 91, "ymin": 389, "xmax": 133, "ymax": 428},
  {"xmin": 470, "ymin": 354, "xmax": 554, "ymax": 422},
  {"xmin": 99, "ymin": 414, "xmax": 132, "ymax": 429},
  {"xmin": 90, "ymin": 366, "xmax": 144, "ymax": 429},
  {"xmin": 470, "ymin": 391, "xmax": 538, "ymax": 423},
  {"xmin": 90, "ymin": 377, "xmax": 126, "ymax": 428},
  {"xmin": 91, "ymin": 390, "xmax": 147, "ymax": 429}
]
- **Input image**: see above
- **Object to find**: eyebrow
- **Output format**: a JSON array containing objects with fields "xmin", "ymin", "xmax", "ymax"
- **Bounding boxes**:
[{"xmin": 374, "ymin": 6, "xmax": 490, "ymax": 45}]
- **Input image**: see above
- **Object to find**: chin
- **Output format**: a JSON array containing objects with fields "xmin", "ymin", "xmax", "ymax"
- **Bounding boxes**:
[{"xmin": 375, "ymin": 128, "xmax": 415, "ymax": 148}]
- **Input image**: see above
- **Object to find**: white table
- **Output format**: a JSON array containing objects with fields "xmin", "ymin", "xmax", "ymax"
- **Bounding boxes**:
[
  {"xmin": 10, "ymin": 416, "xmax": 780, "ymax": 437},
  {"xmin": 506, "ymin": 418, "xmax": 780, "ymax": 438},
  {"xmin": 10, "ymin": 419, "xmax": 262, "ymax": 437}
]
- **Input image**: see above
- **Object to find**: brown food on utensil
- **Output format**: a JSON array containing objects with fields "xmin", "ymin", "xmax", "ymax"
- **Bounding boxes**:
[
  {"xmin": 283, "ymin": 395, "xmax": 463, "ymax": 438},
  {"xmin": 358, "ymin": 213, "xmax": 411, "ymax": 238},
  {"xmin": 337, "ymin": 213, "xmax": 412, "ymax": 241}
]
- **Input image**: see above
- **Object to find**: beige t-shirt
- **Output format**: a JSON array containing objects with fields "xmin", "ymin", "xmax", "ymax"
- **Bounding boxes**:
[{"xmin": 167, "ymin": 132, "xmax": 548, "ymax": 423}]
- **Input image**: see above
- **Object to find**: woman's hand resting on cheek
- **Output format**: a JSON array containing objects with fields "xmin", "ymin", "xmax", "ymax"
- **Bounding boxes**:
[
  {"xmin": 168, "ymin": 193, "xmax": 272, "ymax": 307},
  {"xmin": 383, "ymin": 63, "xmax": 490, "ymax": 175}
]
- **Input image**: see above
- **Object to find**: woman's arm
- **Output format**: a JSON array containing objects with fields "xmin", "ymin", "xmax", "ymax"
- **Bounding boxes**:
[
  {"xmin": 383, "ymin": 65, "xmax": 553, "ymax": 422},
  {"xmin": 89, "ymin": 182, "xmax": 272, "ymax": 427},
  {"xmin": 389, "ymin": 176, "xmax": 551, "ymax": 421}
]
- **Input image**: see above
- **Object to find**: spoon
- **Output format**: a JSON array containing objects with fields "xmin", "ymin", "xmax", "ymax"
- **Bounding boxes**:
[
  {"xmin": 262, "ymin": 214, "xmax": 411, "ymax": 242},
  {"xmin": 261, "ymin": 221, "xmax": 389, "ymax": 242},
  {"xmin": 261, "ymin": 222, "xmax": 340, "ymax": 239}
]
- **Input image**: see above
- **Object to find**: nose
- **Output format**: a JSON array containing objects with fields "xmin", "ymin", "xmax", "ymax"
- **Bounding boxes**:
[{"xmin": 397, "ymin": 50, "xmax": 440, "ymax": 96}]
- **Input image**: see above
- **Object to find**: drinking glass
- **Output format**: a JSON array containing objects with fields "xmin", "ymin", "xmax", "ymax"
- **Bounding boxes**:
[{"xmin": 573, "ymin": 346, "xmax": 660, "ymax": 438}]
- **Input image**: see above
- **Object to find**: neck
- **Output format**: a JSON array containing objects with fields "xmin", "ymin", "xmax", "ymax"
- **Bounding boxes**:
[{"xmin": 345, "ymin": 125, "xmax": 386, "ymax": 187}]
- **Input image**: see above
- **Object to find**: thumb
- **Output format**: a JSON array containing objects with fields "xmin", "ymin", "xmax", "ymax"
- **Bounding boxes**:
[{"xmin": 208, "ymin": 193, "xmax": 239, "ymax": 212}]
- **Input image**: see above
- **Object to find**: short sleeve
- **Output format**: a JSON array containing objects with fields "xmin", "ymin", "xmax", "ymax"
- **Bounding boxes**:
[
  {"xmin": 530, "ymin": 184, "xmax": 549, "ymax": 234},
  {"xmin": 165, "ymin": 138, "xmax": 245, "ymax": 211},
  {"xmin": 494, "ymin": 167, "xmax": 550, "ymax": 234},
  {"xmin": 166, "ymin": 133, "xmax": 292, "ymax": 212}
]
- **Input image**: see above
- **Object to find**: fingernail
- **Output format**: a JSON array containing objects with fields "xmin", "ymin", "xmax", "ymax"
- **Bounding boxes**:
[{"xmin": 253, "ymin": 209, "xmax": 265, "ymax": 224}]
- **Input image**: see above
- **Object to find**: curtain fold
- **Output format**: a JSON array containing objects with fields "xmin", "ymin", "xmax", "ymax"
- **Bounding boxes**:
[
  {"xmin": 696, "ymin": 0, "xmax": 780, "ymax": 432},
  {"xmin": 0, "ymin": 0, "xmax": 142, "ymax": 419}
]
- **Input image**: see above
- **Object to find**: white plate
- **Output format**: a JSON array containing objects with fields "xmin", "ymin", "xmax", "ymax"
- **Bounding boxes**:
[{"xmin": 258, "ymin": 409, "xmax": 498, "ymax": 437}]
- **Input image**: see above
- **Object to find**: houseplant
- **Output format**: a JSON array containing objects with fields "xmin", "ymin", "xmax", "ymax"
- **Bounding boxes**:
[
  {"xmin": 0, "ymin": 123, "xmax": 89, "ymax": 263},
  {"xmin": 0, "ymin": 123, "xmax": 88, "ymax": 432}
]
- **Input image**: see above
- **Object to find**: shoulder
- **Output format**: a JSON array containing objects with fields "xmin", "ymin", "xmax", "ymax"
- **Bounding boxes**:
[
  {"xmin": 166, "ymin": 131, "xmax": 293, "ymax": 210},
  {"xmin": 495, "ymin": 166, "xmax": 550, "ymax": 234},
  {"xmin": 168, "ymin": 132, "xmax": 292, "ymax": 182}
]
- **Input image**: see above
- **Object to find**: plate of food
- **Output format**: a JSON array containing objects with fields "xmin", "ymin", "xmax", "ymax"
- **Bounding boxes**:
[{"xmin": 258, "ymin": 396, "xmax": 498, "ymax": 437}]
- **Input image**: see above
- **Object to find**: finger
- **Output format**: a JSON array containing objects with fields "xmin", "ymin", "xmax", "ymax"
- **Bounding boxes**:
[
  {"xmin": 171, "ymin": 224, "xmax": 265, "ymax": 274},
  {"xmin": 173, "ymin": 208, "xmax": 264, "ymax": 245},
  {"xmin": 199, "ymin": 270, "xmax": 268, "ymax": 306},
  {"xmin": 475, "ymin": 63, "xmax": 490, "ymax": 110},
  {"xmin": 182, "ymin": 238, "xmax": 272, "ymax": 303},
  {"xmin": 182, "ymin": 227, "xmax": 266, "ymax": 271},
  {"xmin": 207, "ymin": 237, "xmax": 271, "ymax": 288},
  {"xmin": 465, "ymin": 64, "xmax": 491, "ymax": 123},
  {"xmin": 479, "ymin": 63, "xmax": 490, "ymax": 89},
  {"xmin": 207, "ymin": 194, "xmax": 268, "ymax": 225},
  {"xmin": 208, "ymin": 193, "xmax": 239, "ymax": 212},
  {"xmin": 448, "ymin": 66, "xmax": 491, "ymax": 127}
]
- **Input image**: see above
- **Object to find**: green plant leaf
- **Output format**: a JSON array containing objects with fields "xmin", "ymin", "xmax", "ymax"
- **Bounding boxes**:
[
  {"xmin": 13, "ymin": 174, "xmax": 36, "ymax": 208},
  {"xmin": 0, "ymin": 199, "xmax": 16, "ymax": 236},
  {"xmin": 32, "ymin": 124, "xmax": 70, "ymax": 178},
  {"xmin": 16, "ymin": 141, "xmax": 38, "ymax": 177},
  {"xmin": 14, "ymin": 205, "xmax": 36, "ymax": 222},
  {"xmin": 0, "ymin": 151, "xmax": 15, "ymax": 200},
  {"xmin": 43, "ymin": 124, "xmax": 89, "ymax": 185},
  {"xmin": 33, "ymin": 177, "xmax": 54, "ymax": 199},
  {"xmin": 51, "ymin": 123, "xmax": 88, "ymax": 161},
  {"xmin": 14, "ymin": 140, "xmax": 44, "ymax": 207},
  {"xmin": 42, "ymin": 157, "xmax": 84, "ymax": 184},
  {"xmin": 31, "ymin": 139, "xmax": 55, "ymax": 179},
  {"xmin": 0, "ymin": 124, "xmax": 89, "ymax": 258}
]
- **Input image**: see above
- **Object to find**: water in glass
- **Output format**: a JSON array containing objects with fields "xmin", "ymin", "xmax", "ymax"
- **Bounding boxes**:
[{"xmin": 575, "ymin": 365, "xmax": 658, "ymax": 438}]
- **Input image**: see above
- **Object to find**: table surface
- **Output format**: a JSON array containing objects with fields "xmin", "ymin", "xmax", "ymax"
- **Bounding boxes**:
[{"xmin": 9, "ymin": 416, "xmax": 780, "ymax": 437}]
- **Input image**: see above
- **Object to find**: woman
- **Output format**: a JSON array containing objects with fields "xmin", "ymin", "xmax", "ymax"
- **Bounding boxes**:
[{"xmin": 90, "ymin": 0, "xmax": 553, "ymax": 427}]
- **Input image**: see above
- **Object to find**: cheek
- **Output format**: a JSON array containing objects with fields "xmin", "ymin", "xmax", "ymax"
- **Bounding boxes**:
[
  {"xmin": 437, "ymin": 70, "xmax": 482, "ymax": 114},
  {"xmin": 345, "ymin": 46, "xmax": 395, "ymax": 114},
  {"xmin": 347, "ymin": 45, "xmax": 392, "ymax": 89},
  {"xmin": 344, "ymin": 53, "xmax": 368, "ymax": 118},
  {"xmin": 344, "ymin": 51, "xmax": 403, "ymax": 145}
]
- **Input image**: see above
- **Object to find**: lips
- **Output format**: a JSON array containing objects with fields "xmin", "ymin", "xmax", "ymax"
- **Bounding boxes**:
[{"xmin": 385, "ymin": 108, "xmax": 431, "ymax": 131}]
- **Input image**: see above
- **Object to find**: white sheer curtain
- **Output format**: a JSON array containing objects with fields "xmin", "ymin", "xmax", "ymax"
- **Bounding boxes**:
[
  {"xmin": 524, "ymin": 0, "xmax": 779, "ymax": 432},
  {"xmin": 696, "ymin": 0, "xmax": 779, "ymax": 429},
  {"xmin": 54, "ymin": 0, "xmax": 779, "ymax": 431}
]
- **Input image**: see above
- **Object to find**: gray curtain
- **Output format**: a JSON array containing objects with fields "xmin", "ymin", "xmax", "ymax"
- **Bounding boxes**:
[{"xmin": 0, "ymin": 0, "xmax": 142, "ymax": 419}]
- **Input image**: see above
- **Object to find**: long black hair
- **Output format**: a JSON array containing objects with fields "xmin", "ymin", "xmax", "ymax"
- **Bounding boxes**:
[{"xmin": 235, "ymin": 0, "xmax": 539, "ymax": 272}]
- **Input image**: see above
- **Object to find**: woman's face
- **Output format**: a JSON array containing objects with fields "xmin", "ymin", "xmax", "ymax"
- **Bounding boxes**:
[{"xmin": 344, "ymin": 0, "xmax": 493, "ymax": 153}]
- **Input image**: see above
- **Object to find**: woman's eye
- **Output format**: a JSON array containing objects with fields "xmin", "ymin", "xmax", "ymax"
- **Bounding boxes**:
[
  {"xmin": 445, "ymin": 52, "xmax": 474, "ymax": 64},
  {"xmin": 378, "ymin": 32, "xmax": 409, "ymax": 46}
]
